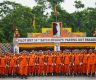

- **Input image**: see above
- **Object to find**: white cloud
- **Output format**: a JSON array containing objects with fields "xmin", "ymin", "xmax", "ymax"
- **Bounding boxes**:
[
  {"xmin": 61, "ymin": 0, "xmax": 96, "ymax": 13},
  {"xmin": 0, "ymin": 0, "xmax": 37, "ymax": 8},
  {"xmin": 81, "ymin": 0, "xmax": 96, "ymax": 8},
  {"xmin": 0, "ymin": 0, "xmax": 95, "ymax": 13},
  {"xmin": 61, "ymin": 0, "xmax": 76, "ymax": 13}
]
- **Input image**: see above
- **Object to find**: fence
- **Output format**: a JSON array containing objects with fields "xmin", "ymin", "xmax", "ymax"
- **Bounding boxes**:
[{"xmin": 0, "ymin": 43, "xmax": 13, "ymax": 53}]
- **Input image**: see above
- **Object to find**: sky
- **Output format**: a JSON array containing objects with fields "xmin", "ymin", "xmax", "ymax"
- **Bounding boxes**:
[{"xmin": 0, "ymin": 0, "xmax": 96, "ymax": 13}]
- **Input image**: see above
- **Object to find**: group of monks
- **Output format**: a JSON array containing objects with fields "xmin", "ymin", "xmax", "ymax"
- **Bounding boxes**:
[{"xmin": 0, "ymin": 49, "xmax": 96, "ymax": 79}]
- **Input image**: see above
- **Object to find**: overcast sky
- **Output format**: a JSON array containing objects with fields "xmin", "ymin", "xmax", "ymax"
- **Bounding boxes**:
[{"xmin": 0, "ymin": 0, "xmax": 96, "ymax": 13}]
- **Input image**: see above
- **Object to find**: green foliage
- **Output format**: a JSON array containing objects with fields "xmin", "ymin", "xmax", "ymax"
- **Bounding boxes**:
[
  {"xmin": 0, "ymin": 1, "xmax": 33, "ymax": 42},
  {"xmin": 0, "ymin": 1, "xmax": 96, "ymax": 43},
  {"xmin": 35, "ymin": 0, "xmax": 64, "ymax": 10},
  {"xmin": 74, "ymin": 0, "xmax": 84, "ymax": 9},
  {"xmin": 47, "ymin": 0, "xmax": 64, "ymax": 8}
]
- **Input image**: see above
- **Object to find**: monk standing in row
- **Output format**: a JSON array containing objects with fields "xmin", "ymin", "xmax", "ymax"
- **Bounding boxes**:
[
  {"xmin": 47, "ymin": 52, "xmax": 53, "ymax": 75},
  {"xmin": 19, "ymin": 51, "xmax": 28, "ymax": 79},
  {"xmin": 64, "ymin": 52, "xmax": 70, "ymax": 75},
  {"xmin": 38, "ymin": 52, "xmax": 44, "ymax": 76},
  {"xmin": 79, "ymin": 51, "xmax": 83, "ymax": 75},
  {"xmin": 83, "ymin": 51, "xmax": 88, "ymax": 75},
  {"xmin": 87, "ymin": 50, "xmax": 95, "ymax": 76},
  {"xmin": 0, "ymin": 49, "xmax": 96, "ymax": 77},
  {"xmin": 44, "ymin": 52, "xmax": 48, "ymax": 76},
  {"xmin": 56, "ymin": 52, "xmax": 61, "ymax": 75},
  {"xmin": 0, "ymin": 54, "xmax": 6, "ymax": 77},
  {"xmin": 74, "ymin": 52, "xmax": 80, "ymax": 75},
  {"xmin": 70, "ymin": 52, "xmax": 75, "ymax": 75},
  {"xmin": 94, "ymin": 50, "xmax": 96, "ymax": 74},
  {"xmin": 9, "ymin": 54, "xmax": 17, "ymax": 77},
  {"xmin": 28, "ymin": 52, "xmax": 35, "ymax": 76},
  {"xmin": 52, "ymin": 52, "xmax": 56, "ymax": 75},
  {"xmin": 34, "ymin": 52, "xmax": 39, "ymax": 76}
]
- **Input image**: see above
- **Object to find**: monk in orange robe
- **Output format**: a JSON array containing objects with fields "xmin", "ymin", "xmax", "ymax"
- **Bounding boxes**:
[
  {"xmin": 95, "ymin": 50, "xmax": 96, "ymax": 74},
  {"xmin": 79, "ymin": 52, "xmax": 83, "ymax": 75},
  {"xmin": 15, "ymin": 54, "xmax": 20, "ymax": 75},
  {"xmin": 28, "ymin": 52, "xmax": 35, "ymax": 75},
  {"xmin": 52, "ymin": 52, "xmax": 56, "ymax": 75},
  {"xmin": 0, "ymin": 54, "xmax": 6, "ymax": 77},
  {"xmin": 62, "ymin": 52, "xmax": 66, "ymax": 74},
  {"xmin": 64, "ymin": 53, "xmax": 70, "ymax": 75},
  {"xmin": 4, "ymin": 53, "xmax": 10, "ymax": 76},
  {"xmin": 74, "ymin": 52, "xmax": 80, "ymax": 75},
  {"xmin": 56, "ymin": 53, "xmax": 61, "ymax": 74},
  {"xmin": 34, "ymin": 52, "xmax": 39, "ymax": 76},
  {"xmin": 9, "ymin": 54, "xmax": 17, "ymax": 77},
  {"xmin": 43, "ymin": 52, "xmax": 48, "ymax": 76},
  {"xmin": 47, "ymin": 52, "xmax": 53, "ymax": 75},
  {"xmin": 82, "ymin": 52, "xmax": 88, "ymax": 75},
  {"xmin": 69, "ymin": 52, "xmax": 75, "ymax": 75},
  {"xmin": 87, "ymin": 51, "xmax": 95, "ymax": 76},
  {"xmin": 9, "ymin": 55, "xmax": 14, "ymax": 75},
  {"xmin": 19, "ymin": 52, "xmax": 28, "ymax": 79},
  {"xmin": 59, "ymin": 51, "xmax": 63, "ymax": 74},
  {"xmin": 38, "ymin": 53, "xmax": 44, "ymax": 75}
]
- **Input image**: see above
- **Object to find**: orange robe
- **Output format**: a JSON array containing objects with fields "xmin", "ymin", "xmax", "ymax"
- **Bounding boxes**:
[
  {"xmin": 79, "ymin": 54, "xmax": 83, "ymax": 74},
  {"xmin": 5, "ymin": 55, "xmax": 10, "ymax": 75},
  {"xmin": 56, "ymin": 54, "xmax": 61, "ymax": 73},
  {"xmin": 62, "ymin": 54, "xmax": 65, "ymax": 73},
  {"xmin": 87, "ymin": 53, "xmax": 95, "ymax": 74},
  {"xmin": 15, "ymin": 55, "xmax": 20, "ymax": 75},
  {"xmin": 29, "ymin": 54, "xmax": 35, "ymax": 74},
  {"xmin": 83, "ymin": 54, "xmax": 88, "ymax": 74},
  {"xmin": 47, "ymin": 54, "xmax": 53, "ymax": 73},
  {"xmin": 69, "ymin": 54, "xmax": 74, "ymax": 74},
  {"xmin": 74, "ymin": 54, "xmax": 80, "ymax": 73},
  {"xmin": 38, "ymin": 54, "xmax": 44, "ymax": 75},
  {"xmin": 64, "ymin": 54, "xmax": 70, "ymax": 74},
  {"xmin": 19, "ymin": 55, "xmax": 28, "ymax": 76},
  {"xmin": 52, "ymin": 54, "xmax": 56, "ymax": 73},
  {"xmin": 59, "ymin": 53, "xmax": 63, "ymax": 73},
  {"xmin": 0, "ymin": 56, "xmax": 6, "ymax": 75},
  {"xmin": 44, "ymin": 54, "xmax": 48, "ymax": 74},
  {"xmin": 95, "ymin": 54, "xmax": 96, "ymax": 72},
  {"xmin": 34, "ymin": 54, "xmax": 39, "ymax": 74},
  {"xmin": 9, "ymin": 55, "xmax": 17, "ymax": 75}
]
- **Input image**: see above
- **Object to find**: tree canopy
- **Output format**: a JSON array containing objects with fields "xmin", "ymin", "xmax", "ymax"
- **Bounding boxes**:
[{"xmin": 0, "ymin": 0, "xmax": 96, "ymax": 43}]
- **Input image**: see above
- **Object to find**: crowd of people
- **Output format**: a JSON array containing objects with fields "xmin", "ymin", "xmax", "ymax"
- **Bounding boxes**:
[{"xmin": 0, "ymin": 49, "xmax": 96, "ymax": 79}]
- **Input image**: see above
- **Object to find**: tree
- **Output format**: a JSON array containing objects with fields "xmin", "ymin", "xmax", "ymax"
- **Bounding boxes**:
[
  {"xmin": 0, "ymin": 1, "xmax": 33, "ymax": 42},
  {"xmin": 35, "ymin": 0, "xmax": 64, "ymax": 12},
  {"xmin": 0, "ymin": 0, "xmax": 96, "ymax": 43},
  {"xmin": 74, "ymin": 0, "xmax": 84, "ymax": 9},
  {"xmin": 74, "ymin": 0, "xmax": 84, "ymax": 31},
  {"xmin": 0, "ymin": 1, "xmax": 21, "ymax": 19},
  {"xmin": 80, "ymin": 8, "xmax": 96, "ymax": 36}
]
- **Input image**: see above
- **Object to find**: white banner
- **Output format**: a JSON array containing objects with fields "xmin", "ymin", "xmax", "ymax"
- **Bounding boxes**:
[{"xmin": 15, "ymin": 37, "xmax": 96, "ymax": 43}]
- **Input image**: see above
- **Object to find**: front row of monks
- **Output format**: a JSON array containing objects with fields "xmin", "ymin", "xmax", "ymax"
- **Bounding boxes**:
[{"xmin": 0, "ymin": 50, "xmax": 96, "ymax": 79}]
